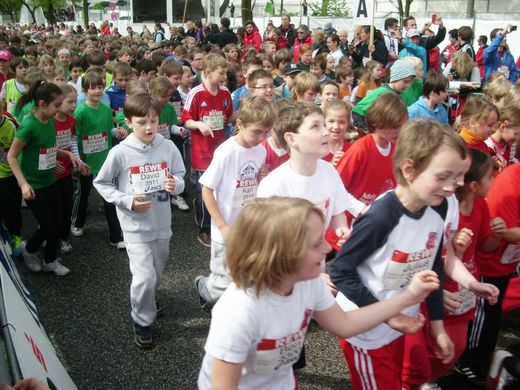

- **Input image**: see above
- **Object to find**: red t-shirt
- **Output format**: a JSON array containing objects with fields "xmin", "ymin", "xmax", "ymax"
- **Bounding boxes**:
[
  {"xmin": 181, "ymin": 84, "xmax": 233, "ymax": 170},
  {"xmin": 445, "ymin": 197, "xmax": 492, "ymax": 321},
  {"xmin": 321, "ymin": 141, "xmax": 350, "ymax": 164},
  {"xmin": 54, "ymin": 115, "xmax": 75, "ymax": 180},
  {"xmin": 479, "ymin": 164, "xmax": 520, "ymax": 277},
  {"xmin": 261, "ymin": 138, "xmax": 289, "ymax": 171}
]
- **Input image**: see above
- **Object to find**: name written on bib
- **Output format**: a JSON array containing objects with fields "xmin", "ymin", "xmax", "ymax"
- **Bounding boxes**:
[
  {"xmin": 38, "ymin": 147, "xmax": 57, "ymax": 170},
  {"xmin": 130, "ymin": 162, "xmax": 168, "ymax": 194},
  {"xmin": 56, "ymin": 129, "xmax": 72, "ymax": 149},
  {"xmin": 83, "ymin": 132, "xmax": 108, "ymax": 154}
]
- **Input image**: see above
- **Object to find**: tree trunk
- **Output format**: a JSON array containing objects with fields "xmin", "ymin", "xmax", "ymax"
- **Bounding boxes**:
[
  {"xmin": 21, "ymin": 1, "xmax": 36, "ymax": 24},
  {"xmin": 241, "ymin": 0, "xmax": 252, "ymax": 24},
  {"xmin": 405, "ymin": 0, "xmax": 413, "ymax": 17},
  {"xmin": 47, "ymin": 2, "xmax": 56, "ymax": 25},
  {"xmin": 280, "ymin": 0, "xmax": 284, "ymax": 15},
  {"xmin": 397, "ymin": 0, "xmax": 404, "ymax": 26},
  {"xmin": 321, "ymin": 0, "xmax": 329, "ymax": 15},
  {"xmin": 83, "ymin": 0, "xmax": 89, "ymax": 27},
  {"xmin": 219, "ymin": 0, "xmax": 229, "ymax": 17}
]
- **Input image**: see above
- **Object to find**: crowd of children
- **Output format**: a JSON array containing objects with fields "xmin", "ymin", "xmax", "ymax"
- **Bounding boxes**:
[{"xmin": 1, "ymin": 13, "xmax": 520, "ymax": 389}]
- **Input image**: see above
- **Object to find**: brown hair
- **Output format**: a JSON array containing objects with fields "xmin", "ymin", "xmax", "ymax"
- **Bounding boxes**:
[
  {"xmin": 367, "ymin": 93, "xmax": 408, "ymax": 133},
  {"xmin": 274, "ymin": 101, "xmax": 322, "ymax": 152},
  {"xmin": 149, "ymin": 76, "xmax": 174, "ymax": 97},
  {"xmin": 459, "ymin": 94, "xmax": 499, "ymax": 130},
  {"xmin": 335, "ymin": 65, "xmax": 353, "ymax": 83},
  {"xmin": 113, "ymin": 61, "xmax": 132, "ymax": 77},
  {"xmin": 323, "ymin": 99, "xmax": 350, "ymax": 118},
  {"xmin": 126, "ymin": 80, "xmax": 148, "ymax": 96},
  {"xmin": 291, "ymin": 73, "xmax": 320, "ymax": 100},
  {"xmin": 158, "ymin": 59, "xmax": 183, "ymax": 77},
  {"xmin": 123, "ymin": 92, "xmax": 162, "ymax": 119},
  {"xmin": 236, "ymin": 96, "xmax": 275, "ymax": 128},
  {"xmin": 247, "ymin": 69, "xmax": 273, "ymax": 89}
]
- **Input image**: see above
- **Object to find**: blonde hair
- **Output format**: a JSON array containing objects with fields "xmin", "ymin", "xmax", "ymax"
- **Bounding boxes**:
[
  {"xmin": 401, "ymin": 55, "xmax": 423, "ymax": 72},
  {"xmin": 484, "ymin": 77, "xmax": 512, "ymax": 101},
  {"xmin": 459, "ymin": 94, "xmax": 499, "ymax": 130},
  {"xmin": 394, "ymin": 120, "xmax": 468, "ymax": 186},
  {"xmin": 236, "ymin": 96, "xmax": 275, "ymax": 128},
  {"xmin": 38, "ymin": 54, "xmax": 56, "ymax": 72},
  {"xmin": 291, "ymin": 72, "xmax": 320, "ymax": 100},
  {"xmin": 57, "ymin": 83, "xmax": 77, "ymax": 96},
  {"xmin": 450, "ymin": 51, "xmax": 473, "ymax": 80},
  {"xmin": 126, "ymin": 79, "xmax": 148, "ymax": 96},
  {"xmin": 149, "ymin": 76, "xmax": 173, "ymax": 97},
  {"xmin": 227, "ymin": 197, "xmax": 324, "ymax": 296},
  {"xmin": 323, "ymin": 99, "xmax": 350, "ymax": 118},
  {"xmin": 367, "ymin": 93, "xmax": 408, "ymax": 133},
  {"xmin": 159, "ymin": 59, "xmax": 183, "ymax": 77},
  {"xmin": 498, "ymin": 105, "xmax": 520, "ymax": 129},
  {"xmin": 360, "ymin": 60, "xmax": 382, "ymax": 85},
  {"xmin": 202, "ymin": 52, "xmax": 227, "ymax": 71}
]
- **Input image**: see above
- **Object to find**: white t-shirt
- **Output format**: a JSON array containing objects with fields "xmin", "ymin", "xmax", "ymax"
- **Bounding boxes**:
[
  {"xmin": 199, "ymin": 137, "xmax": 266, "ymax": 244},
  {"xmin": 257, "ymin": 159, "xmax": 365, "ymax": 227},
  {"xmin": 197, "ymin": 277, "xmax": 335, "ymax": 390}
]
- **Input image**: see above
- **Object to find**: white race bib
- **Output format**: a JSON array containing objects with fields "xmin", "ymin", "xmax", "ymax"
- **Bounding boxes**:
[
  {"xmin": 158, "ymin": 123, "xmax": 170, "ymax": 139},
  {"xmin": 83, "ymin": 132, "xmax": 108, "ymax": 154},
  {"xmin": 452, "ymin": 286, "xmax": 476, "ymax": 316},
  {"xmin": 233, "ymin": 178, "xmax": 258, "ymax": 209},
  {"xmin": 56, "ymin": 129, "xmax": 72, "ymax": 149},
  {"xmin": 38, "ymin": 147, "xmax": 57, "ymax": 170},
  {"xmin": 130, "ymin": 162, "xmax": 168, "ymax": 194},
  {"xmin": 500, "ymin": 243, "xmax": 520, "ymax": 264},
  {"xmin": 202, "ymin": 110, "xmax": 225, "ymax": 131},
  {"xmin": 383, "ymin": 248, "xmax": 435, "ymax": 289},
  {"xmin": 497, "ymin": 65, "xmax": 510, "ymax": 79}
]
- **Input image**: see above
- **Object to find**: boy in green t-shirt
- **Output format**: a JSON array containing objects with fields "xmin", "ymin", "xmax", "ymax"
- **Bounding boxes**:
[{"xmin": 72, "ymin": 71, "xmax": 124, "ymax": 248}]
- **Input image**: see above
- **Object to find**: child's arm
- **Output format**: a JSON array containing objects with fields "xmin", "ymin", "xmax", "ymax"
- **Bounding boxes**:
[
  {"xmin": 211, "ymin": 359, "xmax": 243, "ymax": 390},
  {"xmin": 185, "ymin": 119, "xmax": 214, "ymax": 138},
  {"xmin": 6, "ymin": 138, "xmax": 34, "ymax": 200},
  {"xmin": 202, "ymin": 186, "xmax": 229, "ymax": 240},
  {"xmin": 314, "ymin": 270, "xmax": 440, "ymax": 339},
  {"xmin": 481, "ymin": 216, "xmax": 507, "ymax": 252}
]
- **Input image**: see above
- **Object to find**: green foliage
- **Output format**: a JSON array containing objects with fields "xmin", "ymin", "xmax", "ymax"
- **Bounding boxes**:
[{"xmin": 309, "ymin": 0, "xmax": 349, "ymax": 17}]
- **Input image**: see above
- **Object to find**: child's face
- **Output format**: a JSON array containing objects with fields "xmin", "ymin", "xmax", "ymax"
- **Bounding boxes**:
[
  {"xmin": 415, "ymin": 67, "xmax": 423, "ymax": 80},
  {"xmin": 155, "ymin": 89, "xmax": 173, "ymax": 105},
  {"xmin": 58, "ymin": 53, "xmax": 70, "ymax": 66},
  {"xmin": 327, "ymin": 37, "xmax": 338, "ymax": 51},
  {"xmin": 0, "ymin": 60, "xmax": 7, "ymax": 72},
  {"xmin": 235, "ymin": 120, "xmax": 271, "ymax": 147},
  {"xmin": 372, "ymin": 65, "xmax": 383, "ymax": 80},
  {"xmin": 86, "ymin": 84, "xmax": 104, "ymax": 103},
  {"xmin": 180, "ymin": 71, "xmax": 192, "ymax": 88},
  {"xmin": 262, "ymin": 60, "xmax": 273, "ymax": 73},
  {"xmin": 392, "ymin": 76, "xmax": 415, "ymax": 92},
  {"xmin": 404, "ymin": 145, "xmax": 469, "ymax": 207},
  {"xmin": 278, "ymin": 60, "xmax": 288, "ymax": 72},
  {"xmin": 471, "ymin": 112, "xmax": 498, "ymax": 140},
  {"xmin": 226, "ymin": 48, "xmax": 238, "ymax": 61},
  {"xmin": 250, "ymin": 77, "xmax": 275, "ymax": 101},
  {"xmin": 41, "ymin": 94, "xmax": 64, "ymax": 118},
  {"xmin": 326, "ymin": 56, "xmax": 335, "ymax": 72},
  {"xmin": 191, "ymin": 53, "xmax": 205, "ymax": 71},
  {"xmin": 43, "ymin": 63, "xmax": 55, "ymax": 76},
  {"xmin": 264, "ymin": 44, "xmax": 276, "ymax": 56},
  {"xmin": 244, "ymin": 64, "xmax": 262, "ymax": 80},
  {"xmin": 206, "ymin": 66, "xmax": 227, "ymax": 86},
  {"xmin": 289, "ymin": 111, "xmax": 328, "ymax": 157},
  {"xmin": 53, "ymin": 74, "xmax": 67, "ymax": 83},
  {"xmin": 15, "ymin": 63, "xmax": 27, "ymax": 79},
  {"xmin": 126, "ymin": 111, "xmax": 159, "ymax": 145},
  {"xmin": 167, "ymin": 73, "xmax": 182, "ymax": 90},
  {"xmin": 186, "ymin": 39, "xmax": 196, "ymax": 51},
  {"xmin": 321, "ymin": 85, "xmax": 339, "ymax": 103},
  {"xmin": 118, "ymin": 53, "xmax": 132, "ymax": 64},
  {"xmin": 325, "ymin": 109, "xmax": 348, "ymax": 142},
  {"xmin": 501, "ymin": 124, "xmax": 520, "ymax": 144},
  {"xmin": 474, "ymin": 166, "xmax": 493, "ymax": 198},
  {"xmin": 376, "ymin": 122, "xmax": 403, "ymax": 145},
  {"xmin": 298, "ymin": 89, "xmax": 317, "ymax": 103},
  {"xmin": 301, "ymin": 51, "xmax": 312, "ymax": 65},
  {"xmin": 141, "ymin": 70, "xmax": 156, "ymax": 82},
  {"xmin": 343, "ymin": 75, "xmax": 354, "ymax": 85},
  {"xmin": 70, "ymin": 67, "xmax": 83, "ymax": 81},
  {"xmin": 60, "ymin": 91, "xmax": 77, "ymax": 115},
  {"xmin": 431, "ymin": 89, "xmax": 448, "ymax": 105},
  {"xmin": 114, "ymin": 73, "xmax": 130, "ymax": 90},
  {"xmin": 310, "ymin": 65, "xmax": 324, "ymax": 78}
]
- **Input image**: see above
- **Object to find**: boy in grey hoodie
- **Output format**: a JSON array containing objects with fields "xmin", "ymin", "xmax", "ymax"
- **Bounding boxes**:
[{"xmin": 94, "ymin": 93, "xmax": 185, "ymax": 348}]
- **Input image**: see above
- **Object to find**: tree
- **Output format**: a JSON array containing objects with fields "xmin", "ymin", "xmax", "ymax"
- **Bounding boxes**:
[
  {"xmin": 241, "ymin": 0, "xmax": 252, "ymax": 24},
  {"xmin": 0, "ymin": 0, "xmax": 22, "ymax": 23},
  {"xmin": 309, "ymin": 0, "xmax": 349, "ymax": 17},
  {"xmin": 396, "ymin": 0, "xmax": 414, "ymax": 26},
  {"xmin": 19, "ymin": 0, "xmax": 65, "ymax": 25},
  {"xmin": 219, "ymin": 0, "xmax": 230, "ymax": 17}
]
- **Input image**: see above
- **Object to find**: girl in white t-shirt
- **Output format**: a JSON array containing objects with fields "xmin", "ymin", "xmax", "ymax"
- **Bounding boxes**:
[{"xmin": 198, "ymin": 196, "xmax": 441, "ymax": 390}]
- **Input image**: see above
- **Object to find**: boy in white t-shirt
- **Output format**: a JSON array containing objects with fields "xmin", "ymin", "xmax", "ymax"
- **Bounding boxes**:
[{"xmin": 194, "ymin": 97, "xmax": 273, "ymax": 312}]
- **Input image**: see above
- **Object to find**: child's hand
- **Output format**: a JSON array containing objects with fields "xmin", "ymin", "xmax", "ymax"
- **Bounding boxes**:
[
  {"xmin": 331, "ymin": 151, "xmax": 345, "ymax": 167},
  {"xmin": 386, "ymin": 312, "xmax": 425, "ymax": 334},
  {"xmin": 179, "ymin": 127, "xmax": 191, "ymax": 139},
  {"xmin": 406, "ymin": 270, "xmax": 440, "ymax": 303},
  {"xmin": 258, "ymin": 164, "xmax": 270, "ymax": 182},
  {"xmin": 492, "ymin": 154, "xmax": 507, "ymax": 171},
  {"xmin": 490, "ymin": 217, "xmax": 507, "ymax": 238},
  {"xmin": 79, "ymin": 162, "xmax": 91, "ymax": 176},
  {"xmin": 432, "ymin": 330, "xmax": 454, "ymax": 363},
  {"xmin": 453, "ymin": 228, "xmax": 473, "ymax": 257},
  {"xmin": 55, "ymin": 160, "xmax": 66, "ymax": 175},
  {"xmin": 469, "ymin": 281, "xmax": 499, "ymax": 305},
  {"xmin": 321, "ymin": 273, "xmax": 338, "ymax": 296},
  {"xmin": 21, "ymin": 183, "xmax": 35, "ymax": 200},
  {"xmin": 132, "ymin": 195, "xmax": 152, "ymax": 212},
  {"xmin": 69, "ymin": 154, "xmax": 82, "ymax": 172},
  {"xmin": 199, "ymin": 123, "xmax": 214, "ymax": 138},
  {"xmin": 335, "ymin": 226, "xmax": 350, "ymax": 247},
  {"xmin": 165, "ymin": 171, "xmax": 176, "ymax": 193},
  {"xmin": 116, "ymin": 126, "xmax": 129, "ymax": 140},
  {"xmin": 443, "ymin": 289, "xmax": 462, "ymax": 314}
]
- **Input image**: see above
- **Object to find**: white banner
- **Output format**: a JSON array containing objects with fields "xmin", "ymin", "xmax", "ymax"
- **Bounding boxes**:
[{"xmin": 353, "ymin": 0, "xmax": 374, "ymax": 26}]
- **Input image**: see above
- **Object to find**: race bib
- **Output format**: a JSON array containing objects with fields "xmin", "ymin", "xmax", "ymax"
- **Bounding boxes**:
[
  {"xmin": 500, "ymin": 243, "xmax": 520, "ymax": 264},
  {"xmin": 497, "ymin": 65, "xmax": 510, "ymax": 79},
  {"xmin": 56, "ymin": 129, "xmax": 72, "ymax": 149},
  {"xmin": 7, "ymin": 99, "xmax": 16, "ymax": 115},
  {"xmin": 83, "ymin": 132, "xmax": 108, "ymax": 154},
  {"xmin": 38, "ymin": 147, "xmax": 57, "ymax": 170},
  {"xmin": 202, "ymin": 110, "xmax": 225, "ymax": 131},
  {"xmin": 383, "ymin": 248, "xmax": 435, "ymax": 289},
  {"xmin": 452, "ymin": 287, "xmax": 476, "ymax": 316},
  {"xmin": 158, "ymin": 123, "xmax": 171, "ymax": 139},
  {"xmin": 233, "ymin": 178, "xmax": 258, "ymax": 209},
  {"xmin": 130, "ymin": 162, "xmax": 168, "ymax": 194},
  {"xmin": 0, "ymin": 148, "xmax": 8, "ymax": 164}
]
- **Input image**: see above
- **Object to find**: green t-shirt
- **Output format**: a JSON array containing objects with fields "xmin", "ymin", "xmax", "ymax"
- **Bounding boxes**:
[
  {"xmin": 0, "ymin": 116, "xmax": 16, "ymax": 178},
  {"xmin": 16, "ymin": 114, "xmax": 57, "ymax": 189},
  {"xmin": 115, "ymin": 111, "xmax": 132, "ymax": 132},
  {"xmin": 74, "ymin": 102, "xmax": 113, "ymax": 174},
  {"xmin": 352, "ymin": 85, "xmax": 396, "ymax": 117},
  {"xmin": 157, "ymin": 102, "xmax": 177, "ymax": 139},
  {"xmin": 16, "ymin": 101, "xmax": 35, "ymax": 123},
  {"xmin": 401, "ymin": 79, "xmax": 423, "ymax": 107}
]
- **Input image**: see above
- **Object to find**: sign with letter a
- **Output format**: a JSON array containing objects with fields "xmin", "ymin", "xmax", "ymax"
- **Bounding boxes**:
[{"xmin": 353, "ymin": 0, "xmax": 374, "ymax": 25}]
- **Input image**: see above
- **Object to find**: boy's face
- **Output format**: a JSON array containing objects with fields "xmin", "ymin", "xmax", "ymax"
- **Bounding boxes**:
[
  {"xmin": 126, "ymin": 111, "xmax": 159, "ymax": 145},
  {"xmin": 431, "ymin": 89, "xmax": 448, "ymax": 105},
  {"xmin": 141, "ymin": 70, "xmax": 156, "ymax": 82},
  {"xmin": 243, "ymin": 64, "xmax": 262, "ymax": 80},
  {"xmin": 155, "ymin": 88, "xmax": 173, "ymax": 105},
  {"xmin": 15, "ymin": 63, "xmax": 27, "ymax": 79},
  {"xmin": 191, "ymin": 54, "xmax": 204, "ymax": 71},
  {"xmin": 167, "ymin": 73, "xmax": 182, "ymax": 90},
  {"xmin": 58, "ymin": 53, "xmax": 70, "ymax": 66},
  {"xmin": 181, "ymin": 71, "xmax": 192, "ymax": 87},
  {"xmin": 288, "ymin": 111, "xmax": 328, "ymax": 157},
  {"xmin": 325, "ymin": 108, "xmax": 348, "ymax": 142},
  {"xmin": 86, "ymin": 84, "xmax": 105, "ymax": 103},
  {"xmin": 311, "ymin": 65, "xmax": 324, "ymax": 78},
  {"xmin": 206, "ymin": 66, "xmax": 227, "ymax": 86},
  {"xmin": 299, "ymin": 89, "xmax": 317, "ymax": 102},
  {"xmin": 70, "ymin": 67, "xmax": 83, "ymax": 81},
  {"xmin": 53, "ymin": 74, "xmax": 67, "ymax": 83},
  {"xmin": 114, "ymin": 73, "xmax": 130, "ymax": 90},
  {"xmin": 235, "ymin": 120, "xmax": 271, "ymax": 148},
  {"xmin": 403, "ymin": 145, "xmax": 469, "ymax": 207},
  {"xmin": 262, "ymin": 60, "xmax": 273, "ymax": 73},
  {"xmin": 300, "ymin": 51, "xmax": 312, "ymax": 65},
  {"xmin": 118, "ymin": 53, "xmax": 132, "ymax": 64},
  {"xmin": 250, "ymin": 77, "xmax": 275, "ymax": 101},
  {"xmin": 321, "ymin": 85, "xmax": 339, "ymax": 103}
]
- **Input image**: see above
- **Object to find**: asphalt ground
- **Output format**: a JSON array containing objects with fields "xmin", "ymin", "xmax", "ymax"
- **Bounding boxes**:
[{"xmin": 17, "ymin": 190, "xmax": 520, "ymax": 390}]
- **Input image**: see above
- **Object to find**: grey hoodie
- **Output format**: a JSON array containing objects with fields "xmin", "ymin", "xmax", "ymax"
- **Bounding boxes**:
[{"xmin": 94, "ymin": 133, "xmax": 185, "ymax": 243}]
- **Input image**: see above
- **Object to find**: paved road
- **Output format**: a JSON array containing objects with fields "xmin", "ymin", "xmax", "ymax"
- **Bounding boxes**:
[{"xmin": 20, "ymin": 191, "xmax": 520, "ymax": 390}]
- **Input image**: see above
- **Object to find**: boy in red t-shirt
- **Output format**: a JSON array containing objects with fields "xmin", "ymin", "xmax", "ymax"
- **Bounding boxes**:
[{"xmin": 181, "ymin": 54, "xmax": 233, "ymax": 247}]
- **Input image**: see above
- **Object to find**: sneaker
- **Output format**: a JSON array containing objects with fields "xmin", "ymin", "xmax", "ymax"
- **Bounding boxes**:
[
  {"xmin": 419, "ymin": 383, "xmax": 442, "ymax": 390},
  {"xmin": 133, "ymin": 323, "xmax": 154, "ymax": 349},
  {"xmin": 41, "ymin": 258, "xmax": 70, "ymax": 276},
  {"xmin": 455, "ymin": 361, "xmax": 486, "ymax": 387},
  {"xmin": 197, "ymin": 232, "xmax": 211, "ymax": 248},
  {"xmin": 110, "ymin": 241, "xmax": 126, "ymax": 250},
  {"xmin": 171, "ymin": 195, "xmax": 189, "ymax": 211},
  {"xmin": 194, "ymin": 275, "xmax": 214, "ymax": 315},
  {"xmin": 488, "ymin": 350, "xmax": 520, "ymax": 390},
  {"xmin": 20, "ymin": 241, "xmax": 41, "ymax": 272},
  {"xmin": 60, "ymin": 240, "xmax": 73, "ymax": 254},
  {"xmin": 70, "ymin": 226, "xmax": 84, "ymax": 237}
]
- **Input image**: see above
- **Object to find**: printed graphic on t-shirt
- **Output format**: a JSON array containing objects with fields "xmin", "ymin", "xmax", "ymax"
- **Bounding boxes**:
[
  {"xmin": 158, "ymin": 123, "xmax": 171, "ymax": 139},
  {"xmin": 497, "ymin": 65, "xmax": 510, "ymax": 79},
  {"xmin": 0, "ymin": 148, "xmax": 8, "ymax": 164},
  {"xmin": 500, "ymin": 243, "xmax": 520, "ymax": 264},
  {"xmin": 83, "ymin": 132, "xmax": 108, "ymax": 154},
  {"xmin": 56, "ymin": 129, "xmax": 72, "ymax": 149},
  {"xmin": 253, "ymin": 309, "xmax": 312, "ymax": 374},
  {"xmin": 130, "ymin": 162, "xmax": 168, "ymax": 194},
  {"xmin": 359, "ymin": 179, "xmax": 394, "ymax": 205},
  {"xmin": 233, "ymin": 161, "xmax": 260, "ymax": 209},
  {"xmin": 202, "ymin": 110, "xmax": 224, "ymax": 131},
  {"xmin": 384, "ymin": 232, "xmax": 438, "ymax": 289},
  {"xmin": 38, "ymin": 147, "xmax": 57, "ymax": 170}
]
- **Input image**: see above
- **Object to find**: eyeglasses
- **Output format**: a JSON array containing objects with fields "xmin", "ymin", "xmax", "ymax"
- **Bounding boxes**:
[
  {"xmin": 253, "ymin": 84, "xmax": 275, "ymax": 90},
  {"xmin": 297, "ymin": 31, "xmax": 305, "ymax": 35}
]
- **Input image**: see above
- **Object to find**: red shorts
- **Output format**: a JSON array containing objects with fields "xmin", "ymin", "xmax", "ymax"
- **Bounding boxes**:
[{"xmin": 338, "ymin": 336, "xmax": 404, "ymax": 390}]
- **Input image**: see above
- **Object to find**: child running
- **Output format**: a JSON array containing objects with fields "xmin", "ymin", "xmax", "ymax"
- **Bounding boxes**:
[
  {"xmin": 93, "ymin": 93, "xmax": 186, "ymax": 348},
  {"xmin": 197, "ymin": 196, "xmax": 441, "ymax": 389},
  {"xmin": 485, "ymin": 105, "xmax": 520, "ymax": 168}
]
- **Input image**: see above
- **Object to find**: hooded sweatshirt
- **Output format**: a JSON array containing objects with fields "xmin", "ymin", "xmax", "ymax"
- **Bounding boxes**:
[{"xmin": 93, "ymin": 133, "xmax": 186, "ymax": 243}]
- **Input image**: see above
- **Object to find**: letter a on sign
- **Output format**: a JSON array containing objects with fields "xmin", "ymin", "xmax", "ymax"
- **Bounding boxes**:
[{"xmin": 353, "ymin": 0, "xmax": 374, "ymax": 25}]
